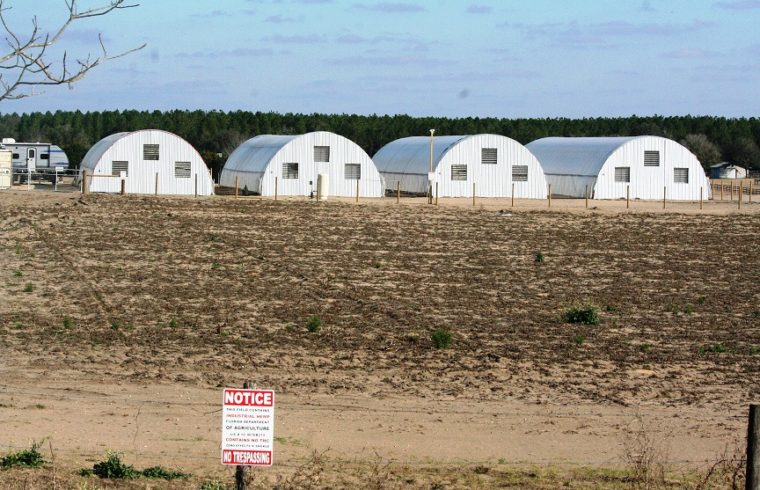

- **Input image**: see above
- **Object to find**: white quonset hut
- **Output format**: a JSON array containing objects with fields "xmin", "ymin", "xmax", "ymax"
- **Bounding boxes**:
[
  {"xmin": 372, "ymin": 134, "xmax": 548, "ymax": 198},
  {"xmin": 220, "ymin": 131, "xmax": 382, "ymax": 197},
  {"xmin": 526, "ymin": 136, "xmax": 709, "ymax": 200},
  {"xmin": 81, "ymin": 129, "xmax": 213, "ymax": 195}
]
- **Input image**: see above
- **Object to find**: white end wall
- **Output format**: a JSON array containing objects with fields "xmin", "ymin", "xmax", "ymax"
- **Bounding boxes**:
[
  {"xmin": 257, "ymin": 132, "xmax": 382, "ymax": 197},
  {"xmin": 594, "ymin": 138, "xmax": 709, "ymax": 200},
  {"xmin": 87, "ymin": 130, "xmax": 213, "ymax": 196}
]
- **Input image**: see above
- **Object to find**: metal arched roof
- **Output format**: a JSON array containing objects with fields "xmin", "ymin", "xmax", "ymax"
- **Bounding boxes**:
[
  {"xmin": 373, "ymin": 135, "xmax": 493, "ymax": 174},
  {"xmin": 80, "ymin": 132, "xmax": 129, "ymax": 171},
  {"xmin": 222, "ymin": 135, "xmax": 301, "ymax": 175},
  {"xmin": 527, "ymin": 136, "xmax": 646, "ymax": 176}
]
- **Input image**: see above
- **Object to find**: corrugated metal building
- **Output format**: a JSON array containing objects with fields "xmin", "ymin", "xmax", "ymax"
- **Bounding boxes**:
[
  {"xmin": 220, "ymin": 131, "xmax": 383, "ymax": 197},
  {"xmin": 372, "ymin": 134, "xmax": 548, "ymax": 198},
  {"xmin": 81, "ymin": 130, "xmax": 213, "ymax": 195},
  {"xmin": 527, "ymin": 136, "xmax": 710, "ymax": 200}
]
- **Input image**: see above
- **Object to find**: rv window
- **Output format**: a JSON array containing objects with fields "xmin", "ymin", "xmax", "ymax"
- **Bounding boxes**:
[{"xmin": 41, "ymin": 153, "xmax": 49, "ymax": 160}]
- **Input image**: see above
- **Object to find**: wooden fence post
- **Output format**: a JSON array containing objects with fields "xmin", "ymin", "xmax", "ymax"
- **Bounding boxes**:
[
  {"xmin": 750, "ymin": 180, "xmax": 753, "ymax": 204},
  {"xmin": 155, "ymin": 172, "xmax": 159, "ymax": 196},
  {"xmin": 194, "ymin": 174, "xmax": 198, "ymax": 197},
  {"xmin": 235, "ymin": 380, "xmax": 253, "ymax": 490},
  {"xmin": 747, "ymin": 404, "xmax": 759, "ymax": 490},
  {"xmin": 472, "ymin": 182, "xmax": 476, "ymax": 207},
  {"xmin": 731, "ymin": 180, "xmax": 734, "ymax": 201},
  {"xmin": 739, "ymin": 180, "xmax": 743, "ymax": 210},
  {"xmin": 355, "ymin": 178, "xmax": 359, "ymax": 204},
  {"xmin": 274, "ymin": 177, "xmax": 278, "ymax": 202},
  {"xmin": 626, "ymin": 185, "xmax": 630, "ymax": 209},
  {"xmin": 396, "ymin": 181, "xmax": 400, "ymax": 204},
  {"xmin": 548, "ymin": 184, "xmax": 552, "ymax": 208},
  {"xmin": 585, "ymin": 185, "xmax": 589, "ymax": 209},
  {"xmin": 435, "ymin": 182, "xmax": 439, "ymax": 206},
  {"xmin": 235, "ymin": 176, "xmax": 239, "ymax": 198},
  {"xmin": 511, "ymin": 183, "xmax": 515, "ymax": 208},
  {"xmin": 662, "ymin": 186, "xmax": 666, "ymax": 209},
  {"xmin": 82, "ymin": 173, "xmax": 89, "ymax": 194},
  {"xmin": 721, "ymin": 181, "xmax": 724, "ymax": 200},
  {"xmin": 120, "ymin": 178, "xmax": 126, "ymax": 196},
  {"xmin": 700, "ymin": 187, "xmax": 703, "ymax": 210}
]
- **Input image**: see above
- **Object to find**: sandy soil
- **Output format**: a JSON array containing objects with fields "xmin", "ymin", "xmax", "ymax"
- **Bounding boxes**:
[{"xmin": 0, "ymin": 189, "xmax": 758, "ymax": 487}]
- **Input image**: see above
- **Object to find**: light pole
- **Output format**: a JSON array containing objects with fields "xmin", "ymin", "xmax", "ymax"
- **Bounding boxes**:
[{"xmin": 428, "ymin": 129, "xmax": 435, "ymax": 204}]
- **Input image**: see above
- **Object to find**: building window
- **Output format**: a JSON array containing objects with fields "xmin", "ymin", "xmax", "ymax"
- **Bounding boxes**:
[
  {"xmin": 451, "ymin": 164, "xmax": 467, "ymax": 181},
  {"xmin": 12, "ymin": 153, "xmax": 19, "ymax": 159},
  {"xmin": 175, "ymin": 161, "xmax": 191, "ymax": 179},
  {"xmin": 112, "ymin": 161, "xmax": 128, "ymax": 177},
  {"xmin": 481, "ymin": 148, "xmax": 497, "ymax": 165},
  {"xmin": 143, "ymin": 144, "xmax": 159, "ymax": 160},
  {"xmin": 282, "ymin": 162, "xmax": 298, "ymax": 179},
  {"xmin": 644, "ymin": 151, "xmax": 660, "ymax": 167},
  {"xmin": 314, "ymin": 146, "xmax": 330, "ymax": 162},
  {"xmin": 40, "ymin": 153, "xmax": 49, "ymax": 160},
  {"xmin": 512, "ymin": 165, "xmax": 529, "ymax": 182},
  {"xmin": 614, "ymin": 166, "xmax": 630, "ymax": 183},
  {"xmin": 674, "ymin": 167, "xmax": 689, "ymax": 183},
  {"xmin": 28, "ymin": 149, "xmax": 35, "ymax": 159},
  {"xmin": 345, "ymin": 163, "xmax": 361, "ymax": 180}
]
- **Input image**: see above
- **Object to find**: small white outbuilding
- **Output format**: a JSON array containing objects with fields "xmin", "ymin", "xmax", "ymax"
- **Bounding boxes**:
[
  {"xmin": 220, "ymin": 131, "xmax": 383, "ymax": 197},
  {"xmin": 526, "ymin": 136, "xmax": 709, "ymax": 200},
  {"xmin": 81, "ymin": 129, "xmax": 213, "ymax": 195},
  {"xmin": 372, "ymin": 134, "xmax": 548, "ymax": 198}
]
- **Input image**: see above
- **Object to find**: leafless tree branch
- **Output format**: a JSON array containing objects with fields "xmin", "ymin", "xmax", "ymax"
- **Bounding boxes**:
[{"xmin": 0, "ymin": 0, "xmax": 145, "ymax": 101}]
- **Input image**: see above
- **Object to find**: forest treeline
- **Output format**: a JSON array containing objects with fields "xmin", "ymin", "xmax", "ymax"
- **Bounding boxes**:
[{"xmin": 0, "ymin": 110, "xmax": 758, "ymax": 178}]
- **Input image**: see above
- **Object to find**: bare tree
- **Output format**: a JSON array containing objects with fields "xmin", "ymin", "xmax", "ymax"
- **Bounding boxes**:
[{"xmin": 0, "ymin": 0, "xmax": 145, "ymax": 102}]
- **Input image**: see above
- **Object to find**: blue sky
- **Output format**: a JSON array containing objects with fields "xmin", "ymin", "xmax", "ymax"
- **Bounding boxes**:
[{"xmin": 2, "ymin": 0, "xmax": 758, "ymax": 117}]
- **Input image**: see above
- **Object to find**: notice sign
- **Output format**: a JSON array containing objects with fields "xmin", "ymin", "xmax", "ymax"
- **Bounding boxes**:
[{"xmin": 221, "ymin": 389, "xmax": 274, "ymax": 466}]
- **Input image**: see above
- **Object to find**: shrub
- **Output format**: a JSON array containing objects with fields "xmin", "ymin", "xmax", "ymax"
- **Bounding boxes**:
[
  {"xmin": 13, "ymin": 270, "xmax": 22, "ymax": 277},
  {"xmin": 701, "ymin": 343, "xmax": 728, "ymax": 354},
  {"xmin": 23, "ymin": 283, "xmax": 34, "ymax": 293},
  {"xmin": 750, "ymin": 345, "xmax": 759, "ymax": 356},
  {"xmin": 168, "ymin": 318, "xmax": 177, "ymax": 328},
  {"xmin": 306, "ymin": 316, "xmax": 321, "ymax": 333},
  {"xmin": 574, "ymin": 334, "xmax": 586, "ymax": 345},
  {"xmin": 90, "ymin": 452, "xmax": 138, "ymax": 479},
  {"xmin": 431, "ymin": 329, "xmax": 452, "ymax": 349},
  {"xmin": 564, "ymin": 304, "xmax": 600, "ymax": 325},
  {"xmin": 201, "ymin": 481, "xmax": 228, "ymax": 490},
  {"xmin": 0, "ymin": 442, "xmax": 45, "ymax": 469},
  {"xmin": 63, "ymin": 317, "xmax": 73, "ymax": 329},
  {"xmin": 534, "ymin": 251, "xmax": 544, "ymax": 263},
  {"xmin": 141, "ymin": 465, "xmax": 190, "ymax": 480}
]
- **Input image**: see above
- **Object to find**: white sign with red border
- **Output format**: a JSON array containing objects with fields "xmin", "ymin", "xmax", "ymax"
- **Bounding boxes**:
[{"xmin": 221, "ymin": 389, "xmax": 275, "ymax": 466}]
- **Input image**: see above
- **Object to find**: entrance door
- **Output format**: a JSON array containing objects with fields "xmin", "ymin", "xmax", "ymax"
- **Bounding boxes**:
[{"xmin": 27, "ymin": 148, "xmax": 37, "ymax": 171}]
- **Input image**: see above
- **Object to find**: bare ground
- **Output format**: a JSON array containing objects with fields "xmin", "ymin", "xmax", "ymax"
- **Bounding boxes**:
[{"xmin": 1, "ymin": 190, "xmax": 758, "ymax": 488}]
